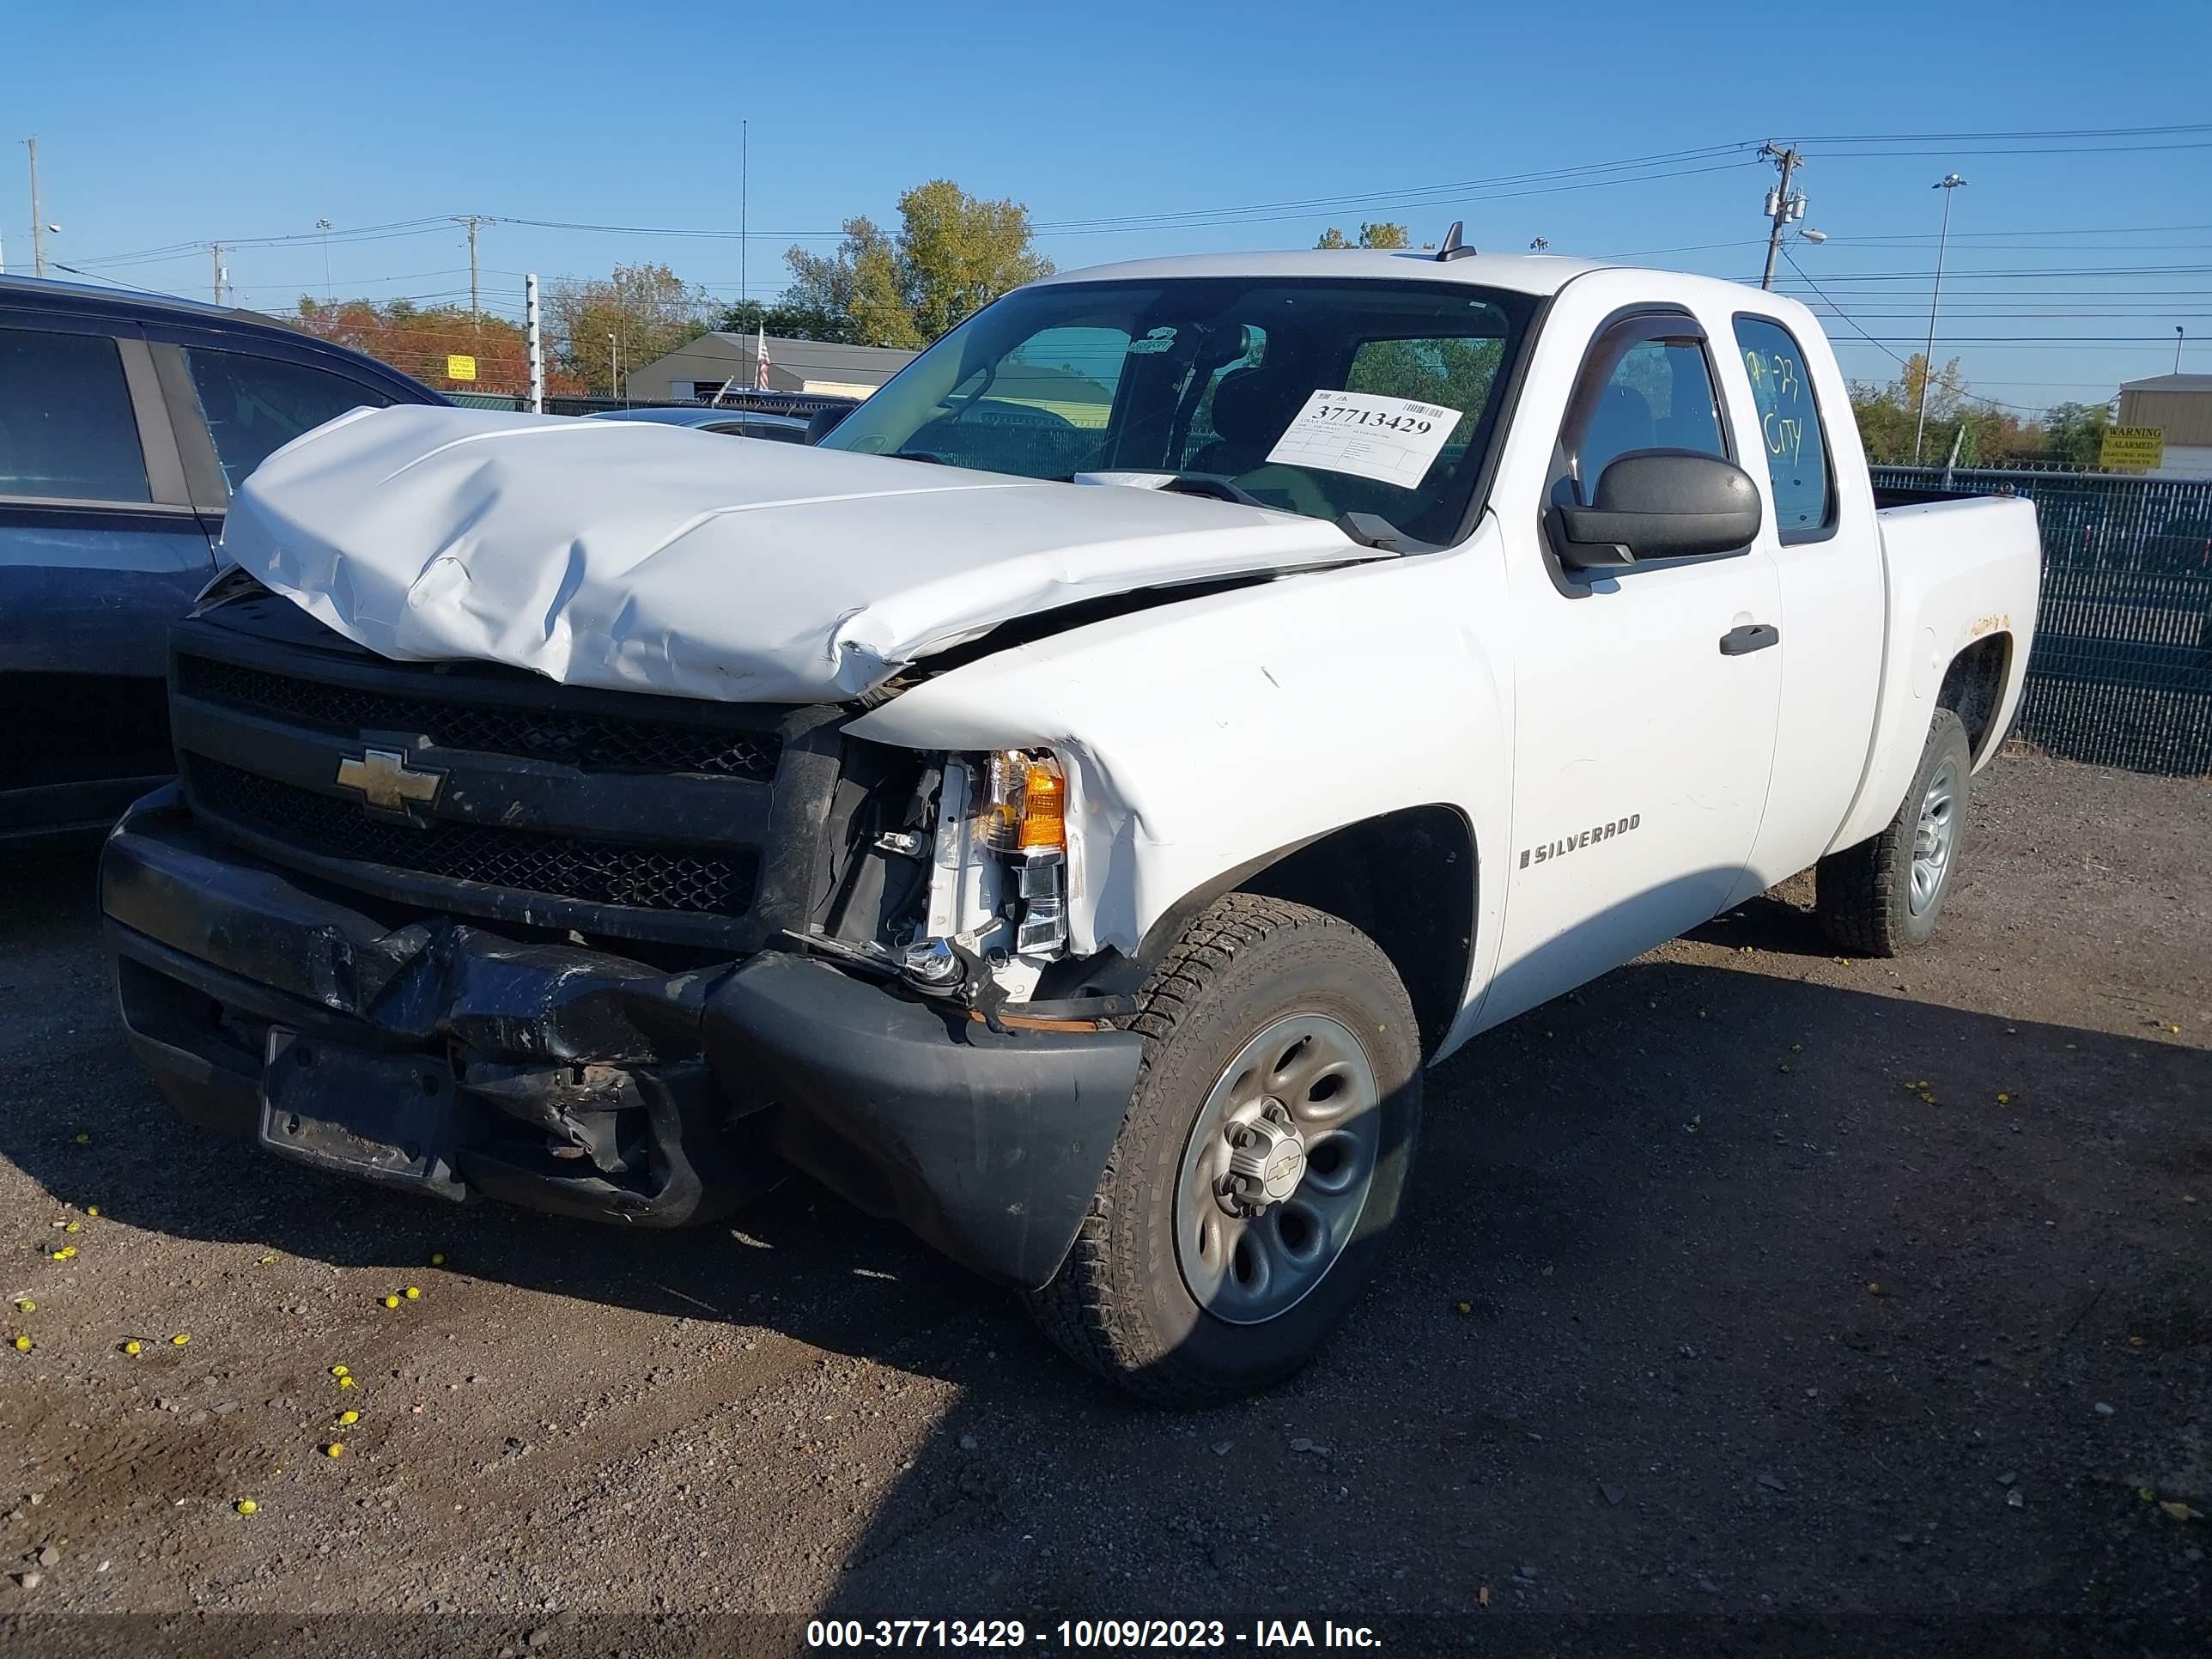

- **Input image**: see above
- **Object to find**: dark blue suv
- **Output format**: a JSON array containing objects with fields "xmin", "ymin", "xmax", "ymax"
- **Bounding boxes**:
[{"xmin": 0, "ymin": 276, "xmax": 443, "ymax": 847}]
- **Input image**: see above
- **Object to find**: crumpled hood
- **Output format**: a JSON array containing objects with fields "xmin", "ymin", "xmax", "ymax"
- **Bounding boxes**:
[{"xmin": 218, "ymin": 404, "xmax": 1371, "ymax": 702}]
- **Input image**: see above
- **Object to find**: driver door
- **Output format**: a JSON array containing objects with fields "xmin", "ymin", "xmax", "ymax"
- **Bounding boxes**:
[{"xmin": 1480, "ymin": 310, "xmax": 1784, "ymax": 1029}]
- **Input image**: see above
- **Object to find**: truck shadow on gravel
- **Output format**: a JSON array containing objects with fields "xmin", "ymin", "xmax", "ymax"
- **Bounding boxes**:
[
  {"xmin": 805, "ymin": 952, "xmax": 2210, "ymax": 1631},
  {"xmin": 4, "ymin": 851, "xmax": 2209, "ymax": 1632}
]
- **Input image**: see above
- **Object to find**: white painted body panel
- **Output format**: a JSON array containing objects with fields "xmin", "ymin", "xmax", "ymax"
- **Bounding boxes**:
[
  {"xmin": 858, "ymin": 260, "xmax": 2042, "ymax": 1059},
  {"xmin": 216, "ymin": 403, "xmax": 1374, "ymax": 704},
  {"xmin": 244, "ymin": 253, "xmax": 2041, "ymax": 1059},
  {"xmin": 852, "ymin": 536, "xmax": 1519, "ymax": 1016},
  {"xmin": 1826, "ymin": 493, "xmax": 2041, "ymax": 852}
]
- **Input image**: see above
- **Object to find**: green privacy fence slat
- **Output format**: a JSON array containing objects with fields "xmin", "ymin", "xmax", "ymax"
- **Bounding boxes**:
[{"xmin": 1872, "ymin": 467, "xmax": 2212, "ymax": 775}]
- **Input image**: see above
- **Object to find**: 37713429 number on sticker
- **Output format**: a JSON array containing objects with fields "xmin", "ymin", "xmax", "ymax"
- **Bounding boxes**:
[{"xmin": 1263, "ymin": 389, "xmax": 1463, "ymax": 487}]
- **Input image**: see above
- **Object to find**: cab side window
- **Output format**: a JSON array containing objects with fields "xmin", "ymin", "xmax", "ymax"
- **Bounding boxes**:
[
  {"xmin": 1565, "ymin": 325, "xmax": 1728, "ymax": 503},
  {"xmin": 1732, "ymin": 316, "xmax": 1832, "ymax": 541}
]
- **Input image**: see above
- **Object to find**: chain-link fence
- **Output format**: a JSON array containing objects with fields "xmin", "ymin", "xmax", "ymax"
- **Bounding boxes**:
[{"xmin": 1874, "ymin": 466, "xmax": 2212, "ymax": 775}]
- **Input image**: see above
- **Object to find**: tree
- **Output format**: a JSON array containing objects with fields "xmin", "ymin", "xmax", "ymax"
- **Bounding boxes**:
[
  {"xmin": 290, "ymin": 297, "xmax": 582, "ymax": 396},
  {"xmin": 1846, "ymin": 354, "xmax": 2039, "ymax": 466},
  {"xmin": 546, "ymin": 264, "xmax": 713, "ymax": 396},
  {"xmin": 2041, "ymin": 401, "xmax": 2112, "ymax": 467},
  {"xmin": 779, "ymin": 181, "xmax": 1052, "ymax": 348},
  {"xmin": 1316, "ymin": 222, "xmax": 1411, "ymax": 250},
  {"xmin": 715, "ymin": 297, "xmax": 850, "ymax": 343}
]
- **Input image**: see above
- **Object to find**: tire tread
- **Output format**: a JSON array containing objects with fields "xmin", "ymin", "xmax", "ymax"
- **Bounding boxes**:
[
  {"xmin": 1816, "ymin": 708, "xmax": 1970, "ymax": 958},
  {"xmin": 1024, "ymin": 894, "xmax": 1364, "ymax": 1407}
]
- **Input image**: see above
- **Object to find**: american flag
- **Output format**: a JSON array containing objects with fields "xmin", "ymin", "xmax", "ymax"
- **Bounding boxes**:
[{"xmin": 755, "ymin": 326, "xmax": 770, "ymax": 391}]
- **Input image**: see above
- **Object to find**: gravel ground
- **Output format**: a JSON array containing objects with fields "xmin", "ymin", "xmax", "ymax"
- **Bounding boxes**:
[{"xmin": 1, "ymin": 750, "xmax": 2207, "ymax": 1656}]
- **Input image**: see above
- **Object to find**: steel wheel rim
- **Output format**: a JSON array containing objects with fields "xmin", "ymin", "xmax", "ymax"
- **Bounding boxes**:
[
  {"xmin": 1173, "ymin": 1012, "xmax": 1381, "ymax": 1327},
  {"xmin": 1909, "ymin": 757, "xmax": 1959, "ymax": 916}
]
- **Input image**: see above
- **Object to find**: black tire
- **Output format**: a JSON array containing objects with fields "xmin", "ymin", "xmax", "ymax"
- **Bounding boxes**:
[
  {"xmin": 1025, "ymin": 895, "xmax": 1423, "ymax": 1407},
  {"xmin": 1816, "ymin": 708, "xmax": 1972, "ymax": 957}
]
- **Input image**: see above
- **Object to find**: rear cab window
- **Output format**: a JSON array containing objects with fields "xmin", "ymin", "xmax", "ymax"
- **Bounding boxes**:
[
  {"xmin": 0, "ymin": 326, "xmax": 152, "ymax": 502},
  {"xmin": 1731, "ymin": 315, "xmax": 1833, "ymax": 542}
]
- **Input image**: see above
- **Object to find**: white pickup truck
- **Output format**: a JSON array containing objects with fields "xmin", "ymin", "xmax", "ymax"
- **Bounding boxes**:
[{"xmin": 100, "ymin": 243, "xmax": 2039, "ymax": 1403}]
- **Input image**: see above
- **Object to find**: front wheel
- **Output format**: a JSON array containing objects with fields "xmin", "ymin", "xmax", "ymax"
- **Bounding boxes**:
[
  {"xmin": 1816, "ymin": 708, "xmax": 1973, "ymax": 957},
  {"xmin": 1025, "ymin": 895, "xmax": 1423, "ymax": 1407}
]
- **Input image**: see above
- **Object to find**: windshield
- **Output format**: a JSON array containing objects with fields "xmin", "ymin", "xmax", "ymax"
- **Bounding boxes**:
[{"xmin": 819, "ymin": 277, "xmax": 1536, "ymax": 546}]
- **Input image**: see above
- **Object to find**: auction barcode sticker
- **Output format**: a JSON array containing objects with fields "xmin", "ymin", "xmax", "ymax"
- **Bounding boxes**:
[{"xmin": 1264, "ymin": 390, "xmax": 1463, "ymax": 487}]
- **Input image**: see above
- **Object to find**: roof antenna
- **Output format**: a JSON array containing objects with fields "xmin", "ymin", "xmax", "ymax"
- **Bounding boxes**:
[{"xmin": 1436, "ymin": 221, "xmax": 1478, "ymax": 262}]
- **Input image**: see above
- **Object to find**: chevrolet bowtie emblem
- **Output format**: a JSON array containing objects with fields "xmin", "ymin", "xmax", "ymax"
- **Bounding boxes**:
[{"xmin": 334, "ymin": 748, "xmax": 444, "ymax": 814}]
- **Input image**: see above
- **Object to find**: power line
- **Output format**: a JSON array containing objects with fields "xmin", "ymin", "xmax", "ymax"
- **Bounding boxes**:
[
  {"xmin": 1780, "ymin": 250, "xmax": 2049, "ymax": 415},
  {"xmin": 490, "ymin": 155, "xmax": 1769, "ymax": 244},
  {"xmin": 72, "ymin": 216, "xmax": 459, "ymax": 268},
  {"xmin": 1789, "ymin": 123, "xmax": 2212, "ymax": 142},
  {"xmin": 1771, "ymin": 262, "xmax": 2212, "ymax": 282},
  {"xmin": 63, "ymin": 121, "xmax": 2212, "ymax": 271},
  {"xmin": 1028, "ymin": 145, "xmax": 1761, "ymax": 231},
  {"xmin": 1808, "ymin": 140, "xmax": 2212, "ymax": 159}
]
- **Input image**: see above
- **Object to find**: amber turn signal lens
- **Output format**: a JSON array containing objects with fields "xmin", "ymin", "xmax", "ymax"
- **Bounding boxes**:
[{"xmin": 1017, "ymin": 759, "xmax": 1065, "ymax": 851}]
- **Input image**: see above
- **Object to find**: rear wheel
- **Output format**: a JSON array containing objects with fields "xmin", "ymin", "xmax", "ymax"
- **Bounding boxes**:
[
  {"xmin": 1816, "ymin": 708, "xmax": 1972, "ymax": 957},
  {"xmin": 1026, "ymin": 895, "xmax": 1422, "ymax": 1407}
]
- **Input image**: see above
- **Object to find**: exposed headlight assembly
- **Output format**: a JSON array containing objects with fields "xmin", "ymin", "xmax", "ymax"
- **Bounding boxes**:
[{"xmin": 900, "ymin": 748, "xmax": 1069, "ymax": 997}]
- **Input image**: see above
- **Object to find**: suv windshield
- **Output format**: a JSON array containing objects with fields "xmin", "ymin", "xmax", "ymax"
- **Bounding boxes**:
[{"xmin": 819, "ymin": 277, "xmax": 1537, "ymax": 546}]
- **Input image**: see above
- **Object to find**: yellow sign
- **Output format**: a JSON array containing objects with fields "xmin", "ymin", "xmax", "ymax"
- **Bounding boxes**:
[
  {"xmin": 2100, "ymin": 426, "xmax": 2163, "ymax": 471},
  {"xmin": 446, "ymin": 354, "xmax": 478, "ymax": 384}
]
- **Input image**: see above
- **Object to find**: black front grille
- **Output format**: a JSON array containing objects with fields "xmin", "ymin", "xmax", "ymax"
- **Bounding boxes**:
[
  {"xmin": 177, "ymin": 654, "xmax": 780, "ymax": 780},
  {"xmin": 190, "ymin": 757, "xmax": 757, "ymax": 916}
]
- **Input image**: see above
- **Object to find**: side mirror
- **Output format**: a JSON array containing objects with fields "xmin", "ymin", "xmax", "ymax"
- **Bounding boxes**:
[
  {"xmin": 805, "ymin": 404, "xmax": 854, "ymax": 446},
  {"xmin": 1553, "ymin": 450, "xmax": 1762, "ymax": 569}
]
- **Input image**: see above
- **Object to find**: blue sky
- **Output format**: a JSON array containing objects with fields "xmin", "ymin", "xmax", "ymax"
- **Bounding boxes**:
[{"xmin": 7, "ymin": 0, "xmax": 2209, "ymax": 411}]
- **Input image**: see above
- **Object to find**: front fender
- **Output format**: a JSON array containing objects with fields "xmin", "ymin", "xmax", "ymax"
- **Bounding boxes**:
[{"xmin": 849, "ymin": 526, "xmax": 1516, "ymax": 1030}]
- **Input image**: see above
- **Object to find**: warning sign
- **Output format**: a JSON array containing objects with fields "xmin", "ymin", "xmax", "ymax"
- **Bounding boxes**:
[
  {"xmin": 446, "ymin": 354, "xmax": 478, "ymax": 384},
  {"xmin": 2099, "ymin": 426, "xmax": 2163, "ymax": 471}
]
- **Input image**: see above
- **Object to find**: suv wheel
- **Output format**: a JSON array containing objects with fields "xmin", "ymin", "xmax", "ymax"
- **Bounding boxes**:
[{"xmin": 1026, "ymin": 895, "xmax": 1422, "ymax": 1406}]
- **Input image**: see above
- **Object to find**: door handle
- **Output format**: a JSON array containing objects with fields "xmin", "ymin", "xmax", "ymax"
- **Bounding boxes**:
[{"xmin": 1719, "ymin": 623, "xmax": 1780, "ymax": 656}]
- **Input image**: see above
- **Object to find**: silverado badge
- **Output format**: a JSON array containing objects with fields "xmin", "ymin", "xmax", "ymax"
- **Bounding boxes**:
[{"xmin": 334, "ymin": 749, "xmax": 444, "ymax": 815}]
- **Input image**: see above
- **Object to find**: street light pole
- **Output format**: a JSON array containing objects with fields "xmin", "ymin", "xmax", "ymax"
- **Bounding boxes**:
[
  {"xmin": 317, "ymin": 219, "xmax": 333, "ymax": 302},
  {"xmin": 2177, "ymin": 326, "xmax": 2186, "ymax": 375},
  {"xmin": 1912, "ymin": 173, "xmax": 1967, "ymax": 466}
]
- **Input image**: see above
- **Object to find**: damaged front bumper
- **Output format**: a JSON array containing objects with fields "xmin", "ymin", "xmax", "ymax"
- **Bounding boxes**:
[{"xmin": 100, "ymin": 786, "xmax": 1143, "ymax": 1287}]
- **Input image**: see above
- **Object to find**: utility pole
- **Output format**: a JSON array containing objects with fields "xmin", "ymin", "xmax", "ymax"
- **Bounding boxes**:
[
  {"xmin": 526, "ymin": 273, "xmax": 544, "ymax": 415},
  {"xmin": 453, "ymin": 215, "xmax": 494, "ymax": 329},
  {"xmin": 1912, "ymin": 173, "xmax": 1968, "ymax": 466},
  {"xmin": 316, "ymin": 218, "xmax": 334, "ymax": 302},
  {"xmin": 739, "ymin": 119, "xmax": 749, "ymax": 320},
  {"xmin": 27, "ymin": 137, "xmax": 46, "ymax": 278},
  {"xmin": 1758, "ymin": 143, "xmax": 1806, "ymax": 291},
  {"xmin": 1528, "ymin": 236, "xmax": 1548, "ymax": 252},
  {"xmin": 2177, "ymin": 326, "xmax": 2186, "ymax": 374},
  {"xmin": 210, "ymin": 243, "xmax": 228, "ymax": 306}
]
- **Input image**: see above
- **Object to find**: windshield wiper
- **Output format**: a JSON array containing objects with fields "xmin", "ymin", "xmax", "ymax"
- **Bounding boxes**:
[
  {"xmin": 890, "ymin": 449, "xmax": 949, "ymax": 465},
  {"xmin": 1151, "ymin": 474, "xmax": 1413, "ymax": 553},
  {"xmin": 1335, "ymin": 512, "xmax": 1413, "ymax": 554},
  {"xmin": 1158, "ymin": 473, "xmax": 1269, "ymax": 509}
]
